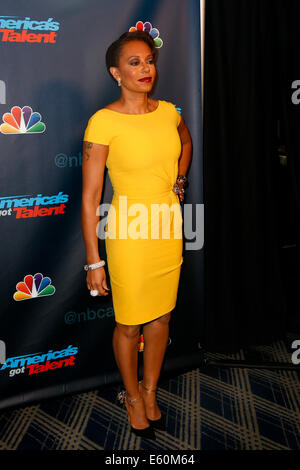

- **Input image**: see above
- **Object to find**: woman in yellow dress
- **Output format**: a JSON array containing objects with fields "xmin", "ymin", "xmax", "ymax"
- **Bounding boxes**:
[{"xmin": 81, "ymin": 30, "xmax": 192, "ymax": 440}]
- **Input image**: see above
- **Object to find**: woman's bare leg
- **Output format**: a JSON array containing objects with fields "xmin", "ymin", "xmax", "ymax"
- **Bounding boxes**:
[
  {"xmin": 141, "ymin": 311, "xmax": 171, "ymax": 420},
  {"xmin": 112, "ymin": 322, "xmax": 149, "ymax": 429}
]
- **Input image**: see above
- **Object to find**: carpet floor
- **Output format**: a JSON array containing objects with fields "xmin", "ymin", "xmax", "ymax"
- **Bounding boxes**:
[{"xmin": 0, "ymin": 332, "xmax": 299, "ymax": 450}]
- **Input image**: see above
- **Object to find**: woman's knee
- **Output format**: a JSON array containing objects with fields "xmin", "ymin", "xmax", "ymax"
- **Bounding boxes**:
[
  {"xmin": 152, "ymin": 311, "xmax": 171, "ymax": 326},
  {"xmin": 116, "ymin": 322, "xmax": 141, "ymax": 339}
]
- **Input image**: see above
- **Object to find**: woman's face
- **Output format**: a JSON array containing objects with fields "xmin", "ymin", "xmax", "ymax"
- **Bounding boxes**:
[{"xmin": 111, "ymin": 40, "xmax": 156, "ymax": 92}]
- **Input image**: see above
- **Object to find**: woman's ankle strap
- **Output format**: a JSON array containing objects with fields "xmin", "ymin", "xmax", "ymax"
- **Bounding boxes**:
[
  {"xmin": 139, "ymin": 380, "xmax": 157, "ymax": 393},
  {"xmin": 127, "ymin": 392, "xmax": 142, "ymax": 405}
]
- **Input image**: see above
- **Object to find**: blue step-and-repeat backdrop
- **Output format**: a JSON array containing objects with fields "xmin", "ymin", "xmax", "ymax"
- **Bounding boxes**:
[{"xmin": 0, "ymin": 0, "xmax": 203, "ymax": 409}]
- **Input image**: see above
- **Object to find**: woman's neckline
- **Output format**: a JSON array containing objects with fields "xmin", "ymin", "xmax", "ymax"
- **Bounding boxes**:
[{"xmin": 103, "ymin": 100, "xmax": 160, "ymax": 116}]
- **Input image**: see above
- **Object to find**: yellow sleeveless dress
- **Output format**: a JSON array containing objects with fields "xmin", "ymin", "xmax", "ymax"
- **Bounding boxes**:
[{"xmin": 83, "ymin": 99, "xmax": 183, "ymax": 325}]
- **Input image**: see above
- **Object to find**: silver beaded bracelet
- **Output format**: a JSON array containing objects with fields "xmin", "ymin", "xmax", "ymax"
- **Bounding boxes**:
[
  {"xmin": 83, "ymin": 260, "xmax": 106, "ymax": 271},
  {"xmin": 176, "ymin": 174, "xmax": 188, "ymax": 186},
  {"xmin": 173, "ymin": 183, "xmax": 182, "ymax": 195}
]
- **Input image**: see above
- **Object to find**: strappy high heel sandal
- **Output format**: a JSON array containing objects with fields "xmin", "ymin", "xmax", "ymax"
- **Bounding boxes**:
[
  {"xmin": 139, "ymin": 380, "xmax": 166, "ymax": 431},
  {"xmin": 117, "ymin": 389, "xmax": 156, "ymax": 440}
]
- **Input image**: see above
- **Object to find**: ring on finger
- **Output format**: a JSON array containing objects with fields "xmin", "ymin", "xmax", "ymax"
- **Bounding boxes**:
[{"xmin": 90, "ymin": 289, "xmax": 99, "ymax": 297}]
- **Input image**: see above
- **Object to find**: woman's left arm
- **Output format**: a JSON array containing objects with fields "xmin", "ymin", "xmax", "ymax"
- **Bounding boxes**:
[{"xmin": 177, "ymin": 116, "xmax": 192, "ymax": 176}]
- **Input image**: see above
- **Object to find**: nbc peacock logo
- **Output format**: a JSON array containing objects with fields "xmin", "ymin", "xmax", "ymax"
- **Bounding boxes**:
[
  {"xmin": 0, "ymin": 106, "xmax": 46, "ymax": 134},
  {"xmin": 13, "ymin": 273, "xmax": 55, "ymax": 301},
  {"xmin": 129, "ymin": 21, "xmax": 163, "ymax": 48}
]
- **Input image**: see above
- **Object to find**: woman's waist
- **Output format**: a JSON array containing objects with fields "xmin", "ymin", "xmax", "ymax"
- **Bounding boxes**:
[{"xmin": 112, "ymin": 187, "xmax": 177, "ymax": 202}]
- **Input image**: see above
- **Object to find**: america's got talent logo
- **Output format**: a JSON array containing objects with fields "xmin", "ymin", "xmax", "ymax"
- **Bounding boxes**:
[
  {"xmin": 0, "ymin": 192, "xmax": 69, "ymax": 219},
  {"xmin": 0, "ymin": 345, "xmax": 78, "ymax": 378},
  {"xmin": 0, "ymin": 16, "xmax": 60, "ymax": 44}
]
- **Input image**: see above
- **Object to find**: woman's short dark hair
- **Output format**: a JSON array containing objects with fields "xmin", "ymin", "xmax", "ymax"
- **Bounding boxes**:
[{"xmin": 106, "ymin": 31, "xmax": 159, "ymax": 83}]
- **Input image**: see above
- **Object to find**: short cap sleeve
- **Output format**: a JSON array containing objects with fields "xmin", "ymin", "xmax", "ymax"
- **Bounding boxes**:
[{"xmin": 83, "ymin": 110, "xmax": 111, "ymax": 145}]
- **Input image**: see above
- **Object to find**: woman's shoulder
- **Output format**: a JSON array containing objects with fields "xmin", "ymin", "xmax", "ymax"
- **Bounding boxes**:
[
  {"xmin": 162, "ymin": 99, "xmax": 177, "ymax": 109},
  {"xmin": 87, "ymin": 106, "xmax": 115, "ymax": 122}
]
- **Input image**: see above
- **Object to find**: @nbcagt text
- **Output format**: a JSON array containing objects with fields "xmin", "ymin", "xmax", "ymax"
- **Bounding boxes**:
[{"xmin": 105, "ymin": 454, "xmax": 196, "ymax": 466}]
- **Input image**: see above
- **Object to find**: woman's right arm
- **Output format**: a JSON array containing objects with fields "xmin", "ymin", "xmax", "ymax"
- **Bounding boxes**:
[{"xmin": 81, "ymin": 140, "xmax": 110, "ymax": 296}]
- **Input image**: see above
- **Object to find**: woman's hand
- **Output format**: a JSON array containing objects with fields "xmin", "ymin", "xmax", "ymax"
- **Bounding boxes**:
[
  {"xmin": 178, "ymin": 181, "xmax": 185, "ymax": 202},
  {"xmin": 86, "ymin": 267, "xmax": 110, "ymax": 296},
  {"xmin": 172, "ymin": 181, "xmax": 185, "ymax": 202}
]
